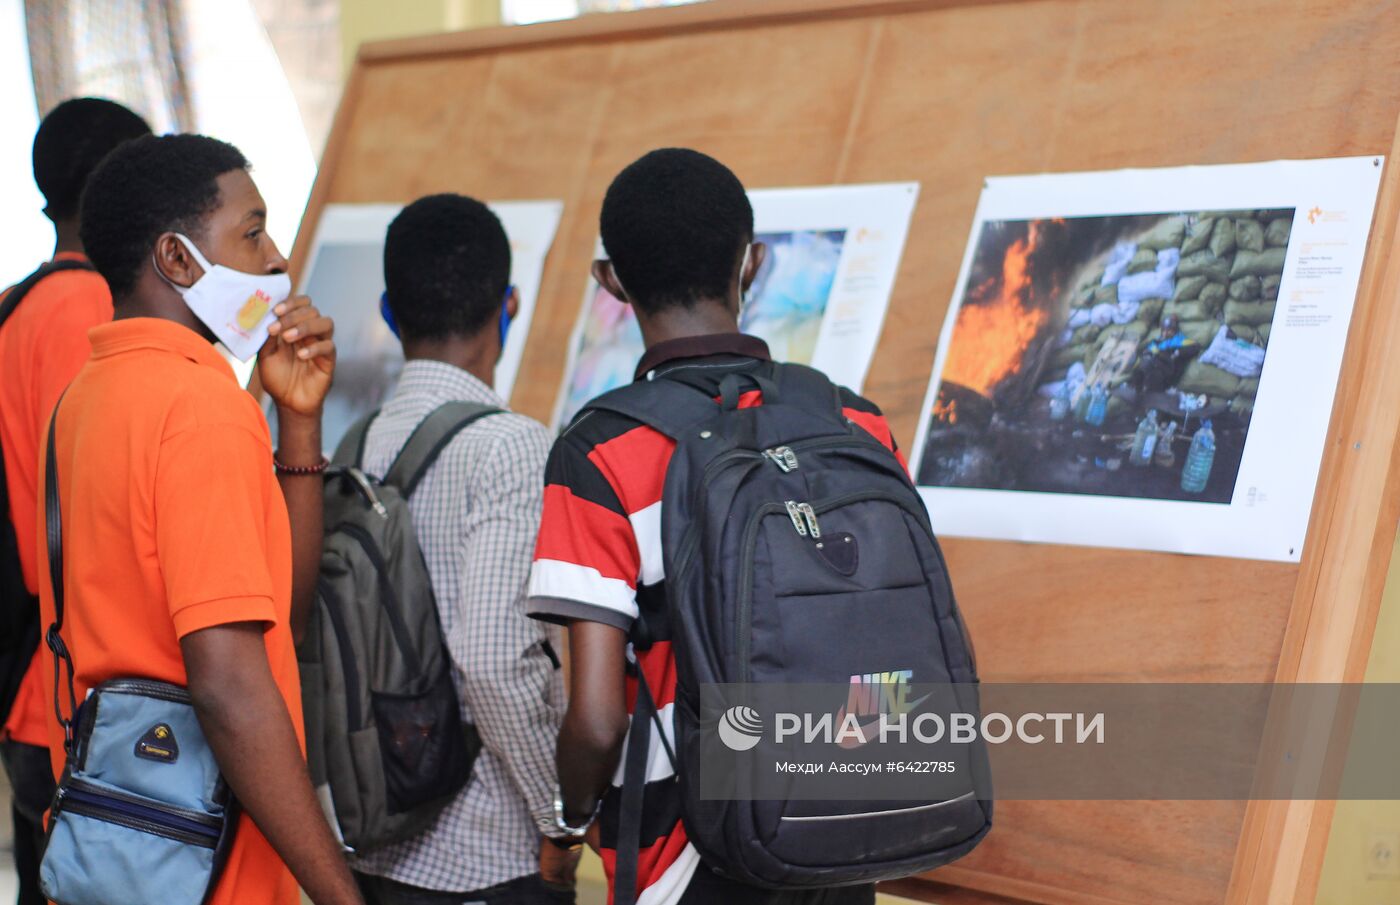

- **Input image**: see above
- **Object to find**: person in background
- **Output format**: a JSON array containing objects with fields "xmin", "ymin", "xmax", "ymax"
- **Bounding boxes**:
[
  {"xmin": 527, "ymin": 148, "xmax": 899, "ymax": 905},
  {"xmin": 0, "ymin": 97, "xmax": 150, "ymax": 905},
  {"xmin": 39, "ymin": 133, "xmax": 361, "ymax": 905},
  {"xmin": 350, "ymin": 193, "xmax": 575, "ymax": 905},
  {"xmin": 1131, "ymin": 314, "xmax": 1199, "ymax": 394}
]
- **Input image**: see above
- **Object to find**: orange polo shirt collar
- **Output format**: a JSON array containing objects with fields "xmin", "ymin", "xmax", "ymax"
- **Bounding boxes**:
[{"xmin": 88, "ymin": 317, "xmax": 234, "ymax": 379}]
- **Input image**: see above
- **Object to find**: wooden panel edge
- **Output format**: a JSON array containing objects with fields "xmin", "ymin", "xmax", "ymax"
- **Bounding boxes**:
[
  {"xmin": 1227, "ymin": 122, "xmax": 1400, "ymax": 904},
  {"xmin": 288, "ymin": 57, "xmax": 367, "ymax": 284},
  {"xmin": 355, "ymin": 0, "xmax": 1012, "ymax": 64}
]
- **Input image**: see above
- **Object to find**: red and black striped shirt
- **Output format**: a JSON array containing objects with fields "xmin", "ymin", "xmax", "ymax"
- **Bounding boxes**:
[{"xmin": 528, "ymin": 334, "xmax": 901, "ymax": 904}]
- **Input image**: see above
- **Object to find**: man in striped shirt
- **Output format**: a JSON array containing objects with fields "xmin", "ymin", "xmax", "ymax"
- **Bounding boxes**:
[
  {"xmin": 528, "ymin": 149, "xmax": 887, "ymax": 905},
  {"xmin": 352, "ymin": 195, "xmax": 577, "ymax": 904}
]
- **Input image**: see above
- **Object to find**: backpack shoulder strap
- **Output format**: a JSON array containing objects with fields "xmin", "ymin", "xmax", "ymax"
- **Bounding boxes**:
[
  {"xmin": 613, "ymin": 664, "xmax": 674, "ymax": 905},
  {"xmin": 331, "ymin": 409, "xmax": 379, "ymax": 469},
  {"xmin": 383, "ymin": 401, "xmax": 503, "ymax": 497},
  {"xmin": 0, "ymin": 259, "xmax": 96, "ymax": 329},
  {"xmin": 583, "ymin": 376, "xmax": 721, "ymax": 440}
]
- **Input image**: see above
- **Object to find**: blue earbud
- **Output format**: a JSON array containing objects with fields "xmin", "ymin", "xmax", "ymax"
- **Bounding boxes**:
[
  {"xmin": 383, "ymin": 287, "xmax": 513, "ymax": 345},
  {"xmin": 379, "ymin": 292, "xmax": 400, "ymax": 339},
  {"xmin": 499, "ymin": 285, "xmax": 515, "ymax": 347}
]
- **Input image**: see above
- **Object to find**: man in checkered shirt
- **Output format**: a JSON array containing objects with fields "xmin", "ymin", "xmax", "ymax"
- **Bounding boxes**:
[{"xmin": 350, "ymin": 194, "xmax": 579, "ymax": 904}]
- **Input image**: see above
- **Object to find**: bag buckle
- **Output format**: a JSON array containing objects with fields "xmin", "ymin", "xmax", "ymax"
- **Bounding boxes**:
[{"xmin": 47, "ymin": 625, "xmax": 77, "ymax": 752}]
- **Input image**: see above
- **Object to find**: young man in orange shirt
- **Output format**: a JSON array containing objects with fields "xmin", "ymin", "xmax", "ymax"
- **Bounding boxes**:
[
  {"xmin": 38, "ymin": 133, "xmax": 362, "ymax": 905},
  {"xmin": 0, "ymin": 97, "xmax": 150, "ymax": 905}
]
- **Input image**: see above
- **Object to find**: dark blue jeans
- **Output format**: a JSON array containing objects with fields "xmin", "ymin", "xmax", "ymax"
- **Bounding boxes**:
[{"xmin": 355, "ymin": 871, "xmax": 575, "ymax": 905}]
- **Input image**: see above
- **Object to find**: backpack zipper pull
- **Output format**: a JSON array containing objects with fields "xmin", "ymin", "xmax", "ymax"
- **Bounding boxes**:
[
  {"xmin": 764, "ymin": 446, "xmax": 799, "ymax": 472},
  {"xmin": 347, "ymin": 468, "xmax": 389, "ymax": 518},
  {"xmin": 798, "ymin": 502, "xmax": 822, "ymax": 538},
  {"xmin": 784, "ymin": 500, "xmax": 808, "ymax": 536}
]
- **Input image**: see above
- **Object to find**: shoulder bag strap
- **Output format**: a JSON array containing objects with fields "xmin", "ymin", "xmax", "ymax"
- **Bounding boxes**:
[
  {"xmin": 0, "ymin": 259, "xmax": 96, "ymax": 330},
  {"xmin": 43, "ymin": 395, "xmax": 79, "ymax": 755}
]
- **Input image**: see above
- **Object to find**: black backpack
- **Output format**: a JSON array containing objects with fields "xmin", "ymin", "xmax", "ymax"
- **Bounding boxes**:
[
  {"xmin": 585, "ymin": 363, "xmax": 991, "ymax": 900},
  {"xmin": 0, "ymin": 259, "xmax": 95, "ymax": 726}
]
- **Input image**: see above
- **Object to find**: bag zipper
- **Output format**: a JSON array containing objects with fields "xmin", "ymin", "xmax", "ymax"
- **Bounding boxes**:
[
  {"xmin": 671, "ymin": 433, "xmax": 912, "ymax": 676},
  {"xmin": 331, "ymin": 522, "xmax": 423, "ymax": 676},
  {"xmin": 670, "ymin": 433, "xmax": 895, "ymax": 582},
  {"xmin": 317, "ymin": 578, "xmax": 363, "ymax": 732},
  {"xmin": 763, "ymin": 446, "xmax": 800, "ymax": 472},
  {"xmin": 784, "ymin": 501, "xmax": 808, "ymax": 537},
  {"xmin": 340, "ymin": 468, "xmax": 389, "ymax": 518},
  {"xmin": 99, "ymin": 678, "xmax": 192, "ymax": 705},
  {"xmin": 57, "ymin": 779, "xmax": 221, "ymax": 849}
]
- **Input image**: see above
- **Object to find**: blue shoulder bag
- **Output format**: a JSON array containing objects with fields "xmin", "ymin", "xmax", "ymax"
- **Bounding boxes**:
[{"xmin": 39, "ymin": 400, "xmax": 239, "ymax": 905}]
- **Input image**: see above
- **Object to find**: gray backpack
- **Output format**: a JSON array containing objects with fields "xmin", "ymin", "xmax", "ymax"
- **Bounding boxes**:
[{"xmin": 299, "ymin": 402, "xmax": 498, "ymax": 853}]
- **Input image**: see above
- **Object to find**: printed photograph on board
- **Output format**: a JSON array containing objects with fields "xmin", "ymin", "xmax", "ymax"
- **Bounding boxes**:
[
  {"xmin": 557, "ymin": 282, "xmax": 646, "ymax": 427},
  {"xmin": 295, "ymin": 201, "xmax": 562, "ymax": 454},
  {"xmin": 740, "ymin": 229, "xmax": 845, "ymax": 363},
  {"xmin": 299, "ymin": 240, "xmax": 397, "ymax": 453},
  {"xmin": 916, "ymin": 209, "xmax": 1293, "ymax": 504},
  {"xmin": 557, "ymin": 228, "xmax": 846, "ymax": 426}
]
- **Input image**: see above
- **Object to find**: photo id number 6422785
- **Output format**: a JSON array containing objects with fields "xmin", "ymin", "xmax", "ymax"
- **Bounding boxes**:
[{"xmin": 887, "ymin": 761, "xmax": 958, "ymax": 773}]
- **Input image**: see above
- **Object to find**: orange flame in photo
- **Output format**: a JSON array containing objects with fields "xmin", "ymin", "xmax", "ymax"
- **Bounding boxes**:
[{"xmin": 941, "ymin": 224, "xmax": 1050, "ymax": 397}]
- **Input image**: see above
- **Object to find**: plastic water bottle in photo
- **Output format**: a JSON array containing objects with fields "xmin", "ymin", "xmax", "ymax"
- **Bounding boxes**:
[
  {"xmin": 1130, "ymin": 410, "xmax": 1158, "ymax": 466},
  {"xmin": 1154, "ymin": 421, "xmax": 1178, "ymax": 468},
  {"xmin": 1181, "ymin": 419, "xmax": 1216, "ymax": 493}
]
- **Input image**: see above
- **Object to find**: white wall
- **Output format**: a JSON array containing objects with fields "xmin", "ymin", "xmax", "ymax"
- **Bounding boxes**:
[
  {"xmin": 0, "ymin": 0, "xmax": 316, "ymax": 289},
  {"xmin": 184, "ymin": 0, "xmax": 316, "ymax": 257},
  {"xmin": 0, "ymin": 0, "xmax": 55, "ymax": 287}
]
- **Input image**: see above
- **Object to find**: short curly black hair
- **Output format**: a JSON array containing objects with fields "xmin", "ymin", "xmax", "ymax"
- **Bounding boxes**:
[
  {"xmin": 383, "ymin": 193, "xmax": 511, "ymax": 341},
  {"xmin": 32, "ymin": 97, "xmax": 151, "ymax": 222},
  {"xmin": 599, "ymin": 148, "xmax": 753, "ymax": 314},
  {"xmin": 80, "ymin": 134, "xmax": 248, "ymax": 299}
]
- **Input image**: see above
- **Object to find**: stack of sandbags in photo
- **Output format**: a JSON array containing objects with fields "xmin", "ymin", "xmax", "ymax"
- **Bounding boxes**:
[
  {"xmin": 1050, "ymin": 282, "xmax": 1103, "ymax": 372},
  {"xmin": 1172, "ymin": 211, "xmax": 1287, "ymax": 415},
  {"xmin": 1052, "ymin": 219, "xmax": 1181, "ymax": 377},
  {"xmin": 1047, "ymin": 210, "xmax": 1285, "ymax": 414},
  {"xmin": 1169, "ymin": 213, "xmax": 1242, "ymax": 404}
]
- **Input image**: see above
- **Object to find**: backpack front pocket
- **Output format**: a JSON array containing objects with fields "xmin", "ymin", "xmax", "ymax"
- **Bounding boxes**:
[{"xmin": 370, "ymin": 666, "xmax": 474, "ymax": 815}]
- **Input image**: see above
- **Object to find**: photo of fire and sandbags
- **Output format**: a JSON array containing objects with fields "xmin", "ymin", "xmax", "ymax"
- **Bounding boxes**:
[{"xmin": 917, "ymin": 208, "xmax": 1293, "ymax": 504}]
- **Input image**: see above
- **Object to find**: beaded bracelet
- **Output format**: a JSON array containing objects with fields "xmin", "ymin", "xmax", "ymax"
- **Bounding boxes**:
[{"xmin": 273, "ymin": 455, "xmax": 330, "ymax": 476}]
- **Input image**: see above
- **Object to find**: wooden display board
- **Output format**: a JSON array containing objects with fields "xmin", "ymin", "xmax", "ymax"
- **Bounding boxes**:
[{"xmin": 292, "ymin": 2, "xmax": 1400, "ymax": 902}]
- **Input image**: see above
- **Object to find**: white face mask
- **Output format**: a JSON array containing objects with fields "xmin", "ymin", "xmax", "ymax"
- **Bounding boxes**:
[{"xmin": 155, "ymin": 233, "xmax": 290, "ymax": 362}]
